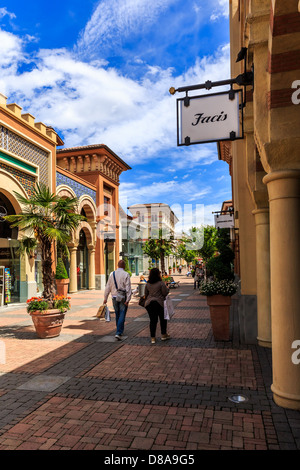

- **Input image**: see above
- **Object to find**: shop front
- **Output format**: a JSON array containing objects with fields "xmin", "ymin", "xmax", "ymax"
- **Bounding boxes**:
[
  {"xmin": 104, "ymin": 234, "xmax": 115, "ymax": 282},
  {"xmin": 0, "ymin": 192, "xmax": 20, "ymax": 305},
  {"xmin": 77, "ymin": 229, "xmax": 89, "ymax": 290}
]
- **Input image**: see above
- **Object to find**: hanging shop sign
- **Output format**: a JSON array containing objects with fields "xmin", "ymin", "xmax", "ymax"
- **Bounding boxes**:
[
  {"xmin": 214, "ymin": 213, "xmax": 234, "ymax": 229},
  {"xmin": 102, "ymin": 231, "xmax": 116, "ymax": 241},
  {"xmin": 177, "ymin": 89, "xmax": 243, "ymax": 146}
]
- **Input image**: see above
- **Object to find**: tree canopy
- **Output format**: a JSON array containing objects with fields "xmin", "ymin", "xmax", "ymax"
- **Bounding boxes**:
[
  {"xmin": 5, "ymin": 183, "xmax": 85, "ymax": 303},
  {"xmin": 143, "ymin": 229, "xmax": 175, "ymax": 273}
]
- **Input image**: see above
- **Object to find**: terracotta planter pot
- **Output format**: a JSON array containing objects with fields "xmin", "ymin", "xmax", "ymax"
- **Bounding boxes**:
[
  {"xmin": 30, "ymin": 309, "xmax": 66, "ymax": 338},
  {"xmin": 55, "ymin": 278, "xmax": 69, "ymax": 296},
  {"xmin": 207, "ymin": 295, "xmax": 231, "ymax": 341}
]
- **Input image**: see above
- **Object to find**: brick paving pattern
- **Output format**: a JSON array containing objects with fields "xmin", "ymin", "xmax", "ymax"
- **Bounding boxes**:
[{"xmin": 0, "ymin": 275, "xmax": 299, "ymax": 451}]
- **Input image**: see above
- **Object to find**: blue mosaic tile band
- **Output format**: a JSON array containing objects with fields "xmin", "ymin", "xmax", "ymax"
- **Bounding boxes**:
[
  {"xmin": 0, "ymin": 126, "xmax": 48, "ymax": 186},
  {"xmin": 0, "ymin": 161, "xmax": 35, "ymax": 197},
  {"xmin": 56, "ymin": 171, "xmax": 96, "ymax": 204}
]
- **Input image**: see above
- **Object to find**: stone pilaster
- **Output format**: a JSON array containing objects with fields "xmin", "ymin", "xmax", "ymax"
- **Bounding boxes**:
[
  {"xmin": 263, "ymin": 169, "xmax": 300, "ymax": 410},
  {"xmin": 252, "ymin": 208, "xmax": 271, "ymax": 348}
]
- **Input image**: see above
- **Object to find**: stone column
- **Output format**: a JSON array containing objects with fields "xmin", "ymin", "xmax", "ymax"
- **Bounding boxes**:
[
  {"xmin": 263, "ymin": 170, "xmax": 300, "ymax": 410},
  {"xmin": 88, "ymin": 245, "xmax": 96, "ymax": 290},
  {"xmin": 252, "ymin": 208, "xmax": 271, "ymax": 348},
  {"xmin": 69, "ymin": 246, "xmax": 78, "ymax": 294}
]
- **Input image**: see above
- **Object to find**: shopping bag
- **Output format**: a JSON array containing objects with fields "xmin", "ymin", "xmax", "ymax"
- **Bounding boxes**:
[
  {"xmin": 105, "ymin": 306, "xmax": 111, "ymax": 322},
  {"xmin": 164, "ymin": 296, "xmax": 174, "ymax": 320},
  {"xmin": 96, "ymin": 305, "xmax": 106, "ymax": 319}
]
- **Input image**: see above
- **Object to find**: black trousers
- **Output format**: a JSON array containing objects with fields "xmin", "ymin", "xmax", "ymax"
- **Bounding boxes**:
[{"xmin": 146, "ymin": 301, "xmax": 167, "ymax": 337}]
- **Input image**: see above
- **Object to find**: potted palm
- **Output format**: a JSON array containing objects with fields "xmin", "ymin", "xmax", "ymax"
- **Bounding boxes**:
[
  {"xmin": 55, "ymin": 258, "xmax": 69, "ymax": 296},
  {"xmin": 199, "ymin": 230, "xmax": 237, "ymax": 341},
  {"xmin": 27, "ymin": 295, "xmax": 71, "ymax": 338},
  {"xmin": 4, "ymin": 183, "xmax": 85, "ymax": 338}
]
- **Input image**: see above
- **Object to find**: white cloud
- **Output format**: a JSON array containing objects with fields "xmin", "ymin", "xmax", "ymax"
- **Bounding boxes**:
[
  {"xmin": 210, "ymin": 0, "xmax": 229, "ymax": 21},
  {"xmin": 119, "ymin": 178, "xmax": 211, "ymax": 210},
  {"xmin": 0, "ymin": 0, "xmax": 231, "ymax": 179},
  {"xmin": 76, "ymin": 0, "xmax": 178, "ymax": 59},
  {"xmin": 0, "ymin": 7, "xmax": 16, "ymax": 20},
  {"xmin": 1, "ymin": 30, "xmax": 229, "ymax": 168},
  {"xmin": 0, "ymin": 29, "xmax": 23, "ymax": 69},
  {"xmin": 0, "ymin": 3, "xmax": 232, "ymax": 225}
]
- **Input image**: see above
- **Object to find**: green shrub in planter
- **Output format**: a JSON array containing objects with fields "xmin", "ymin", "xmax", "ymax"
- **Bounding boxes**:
[
  {"xmin": 199, "ymin": 279, "xmax": 238, "ymax": 297},
  {"xmin": 206, "ymin": 230, "xmax": 234, "ymax": 281},
  {"xmin": 55, "ymin": 258, "xmax": 68, "ymax": 280}
]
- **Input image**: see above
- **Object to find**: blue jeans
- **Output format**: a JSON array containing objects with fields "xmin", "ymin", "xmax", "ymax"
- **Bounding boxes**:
[{"xmin": 112, "ymin": 298, "xmax": 128, "ymax": 335}]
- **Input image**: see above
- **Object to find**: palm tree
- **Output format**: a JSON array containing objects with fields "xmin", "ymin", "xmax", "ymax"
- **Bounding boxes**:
[
  {"xmin": 143, "ymin": 228, "xmax": 175, "ymax": 274},
  {"xmin": 4, "ymin": 183, "xmax": 85, "ymax": 305}
]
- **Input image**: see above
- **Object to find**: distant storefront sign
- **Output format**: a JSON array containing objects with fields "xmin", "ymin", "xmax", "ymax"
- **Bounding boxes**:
[
  {"xmin": 177, "ymin": 89, "xmax": 243, "ymax": 146},
  {"xmin": 102, "ymin": 231, "xmax": 116, "ymax": 241},
  {"xmin": 214, "ymin": 213, "xmax": 234, "ymax": 229}
]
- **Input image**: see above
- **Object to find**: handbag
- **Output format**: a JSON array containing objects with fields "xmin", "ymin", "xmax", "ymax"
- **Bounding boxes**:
[
  {"xmin": 113, "ymin": 271, "xmax": 127, "ymax": 303},
  {"xmin": 164, "ymin": 295, "xmax": 174, "ymax": 320},
  {"xmin": 139, "ymin": 296, "xmax": 146, "ymax": 307},
  {"xmin": 96, "ymin": 304, "xmax": 106, "ymax": 319}
]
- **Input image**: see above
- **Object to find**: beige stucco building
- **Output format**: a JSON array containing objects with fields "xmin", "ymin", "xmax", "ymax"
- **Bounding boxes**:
[
  {"xmin": 219, "ymin": 0, "xmax": 300, "ymax": 410},
  {"xmin": 0, "ymin": 93, "xmax": 60, "ymax": 304},
  {"xmin": 128, "ymin": 203, "xmax": 179, "ymax": 272},
  {"xmin": 0, "ymin": 91, "xmax": 131, "ymax": 306},
  {"xmin": 56, "ymin": 145, "xmax": 131, "ymax": 290}
]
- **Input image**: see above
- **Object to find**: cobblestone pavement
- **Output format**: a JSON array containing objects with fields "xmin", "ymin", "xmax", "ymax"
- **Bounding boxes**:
[{"xmin": 0, "ymin": 275, "xmax": 299, "ymax": 452}]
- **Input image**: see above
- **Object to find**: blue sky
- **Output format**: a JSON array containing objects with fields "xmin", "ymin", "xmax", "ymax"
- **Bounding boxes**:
[{"xmin": 0, "ymin": 0, "xmax": 231, "ymax": 229}]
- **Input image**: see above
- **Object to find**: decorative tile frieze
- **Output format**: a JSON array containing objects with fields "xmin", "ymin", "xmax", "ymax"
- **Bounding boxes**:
[
  {"xmin": 0, "ymin": 161, "xmax": 36, "ymax": 197},
  {"xmin": 56, "ymin": 171, "xmax": 96, "ymax": 204},
  {"xmin": 0, "ymin": 126, "xmax": 49, "ymax": 185}
]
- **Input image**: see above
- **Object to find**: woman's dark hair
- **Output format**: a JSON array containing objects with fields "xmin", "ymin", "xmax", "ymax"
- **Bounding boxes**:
[{"xmin": 148, "ymin": 267, "xmax": 162, "ymax": 284}]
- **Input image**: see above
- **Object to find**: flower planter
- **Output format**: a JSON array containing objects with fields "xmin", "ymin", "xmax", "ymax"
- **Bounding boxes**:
[
  {"xmin": 55, "ymin": 278, "xmax": 69, "ymax": 296},
  {"xmin": 30, "ymin": 309, "xmax": 66, "ymax": 338},
  {"xmin": 207, "ymin": 295, "xmax": 231, "ymax": 341}
]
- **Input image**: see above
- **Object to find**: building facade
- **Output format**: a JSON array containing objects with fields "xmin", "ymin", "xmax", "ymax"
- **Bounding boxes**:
[
  {"xmin": 128, "ymin": 203, "xmax": 179, "ymax": 272},
  {"xmin": 119, "ymin": 205, "xmax": 144, "ymax": 276},
  {"xmin": 0, "ymin": 93, "xmax": 60, "ymax": 305},
  {"xmin": 56, "ymin": 145, "xmax": 131, "ymax": 290},
  {"xmin": 0, "ymin": 93, "xmax": 131, "ymax": 305},
  {"xmin": 218, "ymin": 0, "xmax": 300, "ymax": 410}
]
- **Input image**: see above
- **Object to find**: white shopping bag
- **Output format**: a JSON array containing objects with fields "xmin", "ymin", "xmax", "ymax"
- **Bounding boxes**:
[
  {"xmin": 105, "ymin": 306, "xmax": 111, "ymax": 322},
  {"xmin": 164, "ymin": 295, "xmax": 174, "ymax": 320}
]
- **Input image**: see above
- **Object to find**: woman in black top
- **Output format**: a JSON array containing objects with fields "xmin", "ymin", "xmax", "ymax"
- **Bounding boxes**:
[{"xmin": 144, "ymin": 268, "xmax": 170, "ymax": 344}]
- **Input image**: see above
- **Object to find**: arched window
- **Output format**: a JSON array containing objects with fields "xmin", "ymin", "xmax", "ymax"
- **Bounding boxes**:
[{"xmin": 0, "ymin": 193, "xmax": 18, "ymax": 240}]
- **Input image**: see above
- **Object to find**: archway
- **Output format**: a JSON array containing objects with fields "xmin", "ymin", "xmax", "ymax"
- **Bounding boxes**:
[
  {"xmin": 0, "ymin": 192, "xmax": 20, "ymax": 305},
  {"xmin": 77, "ymin": 228, "xmax": 90, "ymax": 290}
]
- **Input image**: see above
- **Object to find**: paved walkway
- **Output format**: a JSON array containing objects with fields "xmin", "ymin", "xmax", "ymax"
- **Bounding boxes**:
[{"xmin": 0, "ymin": 275, "xmax": 299, "ymax": 452}]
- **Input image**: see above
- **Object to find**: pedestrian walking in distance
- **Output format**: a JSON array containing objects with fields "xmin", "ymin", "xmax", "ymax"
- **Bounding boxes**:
[
  {"xmin": 144, "ymin": 268, "xmax": 170, "ymax": 344},
  {"xmin": 103, "ymin": 259, "xmax": 132, "ymax": 340}
]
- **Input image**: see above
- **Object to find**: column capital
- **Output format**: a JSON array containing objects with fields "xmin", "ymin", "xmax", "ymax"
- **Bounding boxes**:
[
  {"xmin": 263, "ymin": 169, "xmax": 300, "ymax": 202},
  {"xmin": 68, "ymin": 244, "xmax": 78, "ymax": 251},
  {"xmin": 263, "ymin": 169, "xmax": 300, "ymax": 185},
  {"xmin": 252, "ymin": 208, "xmax": 270, "ymax": 228},
  {"xmin": 252, "ymin": 208, "xmax": 269, "ymax": 215}
]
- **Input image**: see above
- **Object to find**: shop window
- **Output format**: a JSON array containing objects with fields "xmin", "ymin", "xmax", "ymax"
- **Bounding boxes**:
[{"xmin": 0, "ymin": 192, "xmax": 20, "ymax": 304}]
